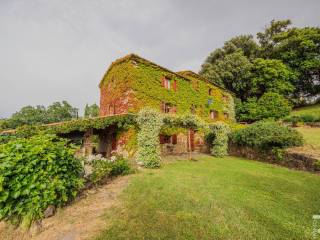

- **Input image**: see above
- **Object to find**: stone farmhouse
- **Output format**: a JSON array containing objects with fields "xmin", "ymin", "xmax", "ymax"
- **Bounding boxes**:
[{"xmin": 98, "ymin": 54, "xmax": 234, "ymax": 156}]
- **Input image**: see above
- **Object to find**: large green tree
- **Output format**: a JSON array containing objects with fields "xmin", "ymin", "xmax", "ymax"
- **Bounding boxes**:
[
  {"xmin": 258, "ymin": 20, "xmax": 320, "ymax": 102},
  {"xmin": 251, "ymin": 58, "xmax": 294, "ymax": 98},
  {"xmin": 47, "ymin": 101, "xmax": 78, "ymax": 122},
  {"xmin": 199, "ymin": 37, "xmax": 255, "ymax": 101},
  {"xmin": 4, "ymin": 101, "xmax": 78, "ymax": 129},
  {"xmin": 200, "ymin": 19, "xmax": 319, "ymax": 122},
  {"xmin": 84, "ymin": 103, "xmax": 99, "ymax": 118}
]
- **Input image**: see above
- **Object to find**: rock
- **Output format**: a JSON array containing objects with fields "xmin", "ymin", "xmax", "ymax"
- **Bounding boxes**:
[
  {"xmin": 44, "ymin": 205, "xmax": 56, "ymax": 218},
  {"xmin": 84, "ymin": 165, "xmax": 93, "ymax": 177},
  {"xmin": 29, "ymin": 220, "xmax": 43, "ymax": 236}
]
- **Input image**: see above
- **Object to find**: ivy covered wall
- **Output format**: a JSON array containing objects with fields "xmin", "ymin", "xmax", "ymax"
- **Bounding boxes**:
[{"xmin": 99, "ymin": 54, "xmax": 235, "ymax": 123}]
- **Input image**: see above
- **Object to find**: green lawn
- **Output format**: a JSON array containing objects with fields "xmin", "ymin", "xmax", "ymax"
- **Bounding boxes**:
[
  {"xmin": 96, "ymin": 156, "xmax": 320, "ymax": 240},
  {"xmin": 291, "ymin": 103, "xmax": 320, "ymax": 117},
  {"xmin": 296, "ymin": 127, "xmax": 320, "ymax": 148}
]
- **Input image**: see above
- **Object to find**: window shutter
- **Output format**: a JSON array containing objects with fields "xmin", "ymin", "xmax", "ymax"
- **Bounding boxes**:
[
  {"xmin": 159, "ymin": 135, "xmax": 165, "ymax": 144},
  {"xmin": 173, "ymin": 80, "xmax": 177, "ymax": 91},
  {"xmin": 161, "ymin": 77, "xmax": 165, "ymax": 87},
  {"xmin": 172, "ymin": 134, "xmax": 177, "ymax": 144}
]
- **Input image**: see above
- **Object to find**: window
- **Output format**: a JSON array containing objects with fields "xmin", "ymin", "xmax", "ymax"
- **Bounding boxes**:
[
  {"xmin": 162, "ymin": 77, "xmax": 177, "ymax": 91},
  {"xmin": 209, "ymin": 88, "xmax": 213, "ymax": 95},
  {"xmin": 161, "ymin": 102, "xmax": 177, "ymax": 114},
  {"xmin": 159, "ymin": 134, "xmax": 177, "ymax": 145},
  {"xmin": 210, "ymin": 110, "xmax": 218, "ymax": 120},
  {"xmin": 208, "ymin": 99, "xmax": 213, "ymax": 106},
  {"xmin": 224, "ymin": 112, "xmax": 229, "ymax": 119}
]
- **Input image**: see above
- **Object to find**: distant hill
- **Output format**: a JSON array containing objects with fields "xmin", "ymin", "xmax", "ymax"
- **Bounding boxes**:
[{"xmin": 291, "ymin": 103, "xmax": 320, "ymax": 117}]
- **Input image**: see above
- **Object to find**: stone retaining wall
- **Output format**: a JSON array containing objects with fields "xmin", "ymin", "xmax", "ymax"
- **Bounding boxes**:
[{"xmin": 229, "ymin": 144, "xmax": 320, "ymax": 172}]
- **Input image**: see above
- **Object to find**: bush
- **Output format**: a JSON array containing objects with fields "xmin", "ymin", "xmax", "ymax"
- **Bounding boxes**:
[
  {"xmin": 236, "ymin": 92, "xmax": 291, "ymax": 122},
  {"xmin": 0, "ymin": 134, "xmax": 83, "ymax": 227},
  {"xmin": 90, "ymin": 156, "xmax": 131, "ymax": 184},
  {"xmin": 231, "ymin": 121, "xmax": 303, "ymax": 150},
  {"xmin": 283, "ymin": 114, "xmax": 320, "ymax": 124}
]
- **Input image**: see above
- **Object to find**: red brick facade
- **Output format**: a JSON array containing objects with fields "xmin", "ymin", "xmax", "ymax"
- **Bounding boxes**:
[{"xmin": 100, "ymin": 85, "xmax": 135, "ymax": 116}]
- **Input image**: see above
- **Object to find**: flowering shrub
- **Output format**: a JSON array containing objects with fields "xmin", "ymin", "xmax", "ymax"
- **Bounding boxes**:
[
  {"xmin": 85, "ymin": 154, "xmax": 131, "ymax": 184},
  {"xmin": 136, "ymin": 108, "xmax": 163, "ymax": 168},
  {"xmin": 0, "ymin": 134, "xmax": 83, "ymax": 227},
  {"xmin": 209, "ymin": 122, "xmax": 230, "ymax": 157}
]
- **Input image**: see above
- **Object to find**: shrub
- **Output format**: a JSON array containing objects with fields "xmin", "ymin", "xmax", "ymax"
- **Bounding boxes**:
[
  {"xmin": 231, "ymin": 121, "xmax": 303, "ymax": 150},
  {"xmin": 236, "ymin": 92, "xmax": 291, "ymax": 122},
  {"xmin": 0, "ymin": 134, "xmax": 83, "ymax": 227},
  {"xmin": 300, "ymin": 114, "xmax": 319, "ymax": 123},
  {"xmin": 90, "ymin": 156, "xmax": 131, "ymax": 184},
  {"xmin": 136, "ymin": 108, "xmax": 163, "ymax": 168}
]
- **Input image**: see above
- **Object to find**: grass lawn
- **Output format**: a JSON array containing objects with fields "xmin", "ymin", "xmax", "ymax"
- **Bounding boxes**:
[
  {"xmin": 96, "ymin": 156, "xmax": 320, "ymax": 240},
  {"xmin": 291, "ymin": 103, "xmax": 320, "ymax": 117},
  {"xmin": 296, "ymin": 126, "xmax": 320, "ymax": 149}
]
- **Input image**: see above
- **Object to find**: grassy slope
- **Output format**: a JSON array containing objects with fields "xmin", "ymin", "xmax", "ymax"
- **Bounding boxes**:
[
  {"xmin": 296, "ymin": 127, "xmax": 320, "ymax": 148},
  {"xmin": 291, "ymin": 103, "xmax": 320, "ymax": 117},
  {"xmin": 96, "ymin": 156, "xmax": 320, "ymax": 240}
]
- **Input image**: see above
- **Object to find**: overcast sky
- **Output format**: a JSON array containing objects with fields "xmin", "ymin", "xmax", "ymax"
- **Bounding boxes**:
[{"xmin": 0, "ymin": 0, "xmax": 319, "ymax": 118}]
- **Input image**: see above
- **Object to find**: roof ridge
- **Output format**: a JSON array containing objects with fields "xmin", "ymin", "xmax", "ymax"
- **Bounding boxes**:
[{"xmin": 99, "ymin": 53, "xmax": 230, "ymax": 94}]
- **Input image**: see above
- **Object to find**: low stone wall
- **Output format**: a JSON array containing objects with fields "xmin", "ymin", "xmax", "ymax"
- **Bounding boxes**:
[{"xmin": 229, "ymin": 144, "xmax": 320, "ymax": 172}]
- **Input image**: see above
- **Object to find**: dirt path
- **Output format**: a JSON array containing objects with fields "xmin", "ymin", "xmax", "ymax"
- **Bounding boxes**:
[{"xmin": 0, "ymin": 176, "xmax": 130, "ymax": 240}]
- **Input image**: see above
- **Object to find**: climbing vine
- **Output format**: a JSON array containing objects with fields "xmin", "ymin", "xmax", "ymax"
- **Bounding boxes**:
[
  {"xmin": 99, "ymin": 54, "xmax": 235, "ymax": 123},
  {"xmin": 136, "ymin": 108, "xmax": 163, "ymax": 168},
  {"xmin": 209, "ymin": 122, "xmax": 231, "ymax": 157}
]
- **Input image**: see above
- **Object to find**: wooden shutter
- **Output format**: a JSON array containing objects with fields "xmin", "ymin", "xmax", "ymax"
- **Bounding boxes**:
[
  {"xmin": 161, "ymin": 77, "xmax": 165, "ymax": 87},
  {"xmin": 173, "ymin": 80, "xmax": 177, "ymax": 91},
  {"xmin": 172, "ymin": 134, "xmax": 177, "ymax": 144},
  {"xmin": 159, "ymin": 135, "xmax": 165, "ymax": 144}
]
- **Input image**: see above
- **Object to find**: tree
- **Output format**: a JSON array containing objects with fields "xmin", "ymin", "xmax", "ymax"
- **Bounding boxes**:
[
  {"xmin": 272, "ymin": 27, "xmax": 320, "ymax": 102},
  {"xmin": 257, "ymin": 19, "xmax": 292, "ymax": 58},
  {"xmin": 200, "ymin": 49, "xmax": 253, "ymax": 101},
  {"xmin": 47, "ymin": 101, "xmax": 78, "ymax": 122},
  {"xmin": 84, "ymin": 103, "xmax": 99, "ymax": 118},
  {"xmin": 4, "ymin": 101, "xmax": 78, "ymax": 129},
  {"xmin": 236, "ymin": 92, "xmax": 291, "ymax": 122},
  {"xmin": 251, "ymin": 58, "xmax": 295, "ymax": 98},
  {"xmin": 258, "ymin": 20, "xmax": 320, "ymax": 102},
  {"xmin": 7, "ymin": 105, "xmax": 48, "ymax": 128}
]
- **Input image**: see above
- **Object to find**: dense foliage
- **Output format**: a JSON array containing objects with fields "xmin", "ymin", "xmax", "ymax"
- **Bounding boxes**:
[
  {"xmin": 231, "ymin": 121, "xmax": 303, "ymax": 150},
  {"xmin": 236, "ymin": 92, "xmax": 292, "ymax": 122},
  {"xmin": 283, "ymin": 114, "xmax": 320, "ymax": 124},
  {"xmin": 89, "ymin": 156, "xmax": 131, "ymax": 184},
  {"xmin": 0, "ymin": 134, "xmax": 83, "ymax": 227},
  {"xmin": 209, "ymin": 122, "xmax": 230, "ymax": 157},
  {"xmin": 200, "ymin": 19, "xmax": 320, "ymax": 120},
  {"xmin": 84, "ymin": 103, "xmax": 100, "ymax": 118},
  {"xmin": 99, "ymin": 54, "xmax": 235, "ymax": 123},
  {"xmin": 136, "ymin": 108, "xmax": 163, "ymax": 168},
  {"xmin": 2, "ymin": 101, "xmax": 78, "ymax": 129}
]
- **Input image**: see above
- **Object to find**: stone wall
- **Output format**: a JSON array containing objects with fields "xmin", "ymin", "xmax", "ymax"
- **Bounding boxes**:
[{"xmin": 229, "ymin": 144, "xmax": 320, "ymax": 172}]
